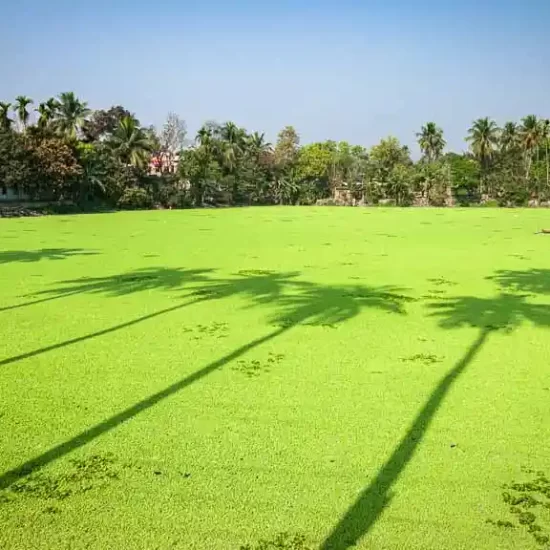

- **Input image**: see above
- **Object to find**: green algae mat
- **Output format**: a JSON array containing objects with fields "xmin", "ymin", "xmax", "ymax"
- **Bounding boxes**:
[{"xmin": 1, "ymin": 207, "xmax": 549, "ymax": 549}]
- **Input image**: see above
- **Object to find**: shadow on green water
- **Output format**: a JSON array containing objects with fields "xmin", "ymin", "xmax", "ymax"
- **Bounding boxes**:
[
  {"xmin": 320, "ymin": 268, "xmax": 550, "ymax": 549},
  {"xmin": 0, "ymin": 267, "xmax": 212, "ymax": 313},
  {"xmin": 0, "ymin": 248, "xmax": 98, "ymax": 265},
  {"xmin": 0, "ymin": 268, "xmax": 411, "ymax": 490}
]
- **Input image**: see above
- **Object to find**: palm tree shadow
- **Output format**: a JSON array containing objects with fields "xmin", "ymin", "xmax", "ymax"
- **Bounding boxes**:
[
  {"xmin": 0, "ymin": 248, "xmax": 98, "ymax": 265},
  {"xmin": 0, "ymin": 270, "xmax": 411, "ymax": 491},
  {"xmin": 320, "ymin": 271, "xmax": 550, "ymax": 549},
  {"xmin": 489, "ymin": 268, "xmax": 550, "ymax": 296},
  {"xmin": 0, "ymin": 267, "xmax": 213, "ymax": 313},
  {"xmin": 0, "ymin": 268, "xmax": 216, "ymax": 363}
]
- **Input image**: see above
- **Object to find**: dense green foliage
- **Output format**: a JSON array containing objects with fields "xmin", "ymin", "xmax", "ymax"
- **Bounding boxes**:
[
  {"xmin": 1, "ymin": 208, "xmax": 549, "ymax": 549},
  {"xmin": 1, "ymin": 92, "xmax": 549, "ymax": 208}
]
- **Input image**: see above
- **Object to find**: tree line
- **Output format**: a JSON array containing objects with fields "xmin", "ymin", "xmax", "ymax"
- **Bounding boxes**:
[{"xmin": 1, "ymin": 92, "xmax": 549, "ymax": 209}]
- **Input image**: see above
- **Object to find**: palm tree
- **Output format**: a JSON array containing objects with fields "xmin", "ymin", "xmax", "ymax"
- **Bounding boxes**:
[
  {"xmin": 220, "ymin": 121, "xmax": 244, "ymax": 146},
  {"xmin": 243, "ymin": 132, "xmax": 273, "ymax": 204},
  {"xmin": 35, "ymin": 103, "xmax": 49, "ymax": 128},
  {"xmin": 46, "ymin": 97, "xmax": 60, "ymax": 113},
  {"xmin": 466, "ymin": 117, "xmax": 500, "ymax": 193},
  {"xmin": 247, "ymin": 132, "xmax": 272, "ymax": 156},
  {"xmin": 416, "ymin": 122, "xmax": 446, "ymax": 162},
  {"xmin": 14, "ymin": 96, "xmax": 33, "ymax": 131},
  {"xmin": 109, "ymin": 116, "xmax": 153, "ymax": 168},
  {"xmin": 519, "ymin": 115, "xmax": 541, "ymax": 182},
  {"xmin": 77, "ymin": 146, "xmax": 107, "ymax": 204},
  {"xmin": 35, "ymin": 100, "xmax": 58, "ymax": 129},
  {"xmin": 0, "ymin": 102, "xmax": 13, "ymax": 131},
  {"xmin": 195, "ymin": 126, "xmax": 219, "ymax": 161},
  {"xmin": 219, "ymin": 122, "xmax": 246, "ymax": 173},
  {"xmin": 196, "ymin": 128, "xmax": 208, "ymax": 144},
  {"xmin": 54, "ymin": 92, "xmax": 90, "ymax": 139},
  {"xmin": 222, "ymin": 143, "xmax": 238, "ymax": 173},
  {"xmin": 500, "ymin": 122, "xmax": 518, "ymax": 153}
]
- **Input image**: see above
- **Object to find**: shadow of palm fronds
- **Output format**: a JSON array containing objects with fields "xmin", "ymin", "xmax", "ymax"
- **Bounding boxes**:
[
  {"xmin": 0, "ymin": 269, "xmax": 412, "ymax": 494},
  {"xmin": 264, "ymin": 282, "xmax": 411, "ymax": 328},
  {"xmin": 321, "ymin": 272, "xmax": 550, "ymax": 550},
  {"xmin": 0, "ymin": 248, "xmax": 97, "ymax": 265},
  {"xmin": 428, "ymin": 293, "xmax": 550, "ymax": 332},
  {"xmin": 31, "ymin": 267, "xmax": 215, "ymax": 298},
  {"xmin": 489, "ymin": 268, "xmax": 550, "ymax": 296}
]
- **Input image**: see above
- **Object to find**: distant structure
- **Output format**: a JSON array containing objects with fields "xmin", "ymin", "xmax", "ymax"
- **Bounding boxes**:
[
  {"xmin": 0, "ymin": 186, "xmax": 31, "ymax": 202},
  {"xmin": 149, "ymin": 151, "xmax": 180, "ymax": 175}
]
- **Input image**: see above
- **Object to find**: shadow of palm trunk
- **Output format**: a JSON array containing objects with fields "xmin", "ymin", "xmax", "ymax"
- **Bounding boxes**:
[
  {"xmin": 0, "ymin": 299, "xmax": 203, "ymax": 368},
  {"xmin": 0, "ymin": 291, "xmax": 83, "ymax": 313},
  {"xmin": 0, "ymin": 325, "xmax": 288, "ymax": 491},
  {"xmin": 320, "ymin": 328, "xmax": 490, "ymax": 550}
]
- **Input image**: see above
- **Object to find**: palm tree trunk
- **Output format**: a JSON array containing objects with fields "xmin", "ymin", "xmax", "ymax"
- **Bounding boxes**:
[
  {"xmin": 546, "ymin": 141, "xmax": 549, "ymax": 190},
  {"xmin": 525, "ymin": 150, "xmax": 532, "ymax": 183},
  {"xmin": 479, "ymin": 157, "xmax": 486, "ymax": 198}
]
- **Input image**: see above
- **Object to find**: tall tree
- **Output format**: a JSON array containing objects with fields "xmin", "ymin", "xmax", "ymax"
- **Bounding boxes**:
[
  {"xmin": 35, "ymin": 99, "xmax": 58, "ymax": 130},
  {"xmin": 0, "ymin": 129, "xmax": 34, "ymax": 194},
  {"xmin": 243, "ymin": 132, "xmax": 273, "ymax": 203},
  {"xmin": 500, "ymin": 122, "xmax": 519, "ymax": 153},
  {"xmin": 14, "ymin": 96, "xmax": 33, "ymax": 131},
  {"xmin": 195, "ymin": 125, "xmax": 219, "ymax": 160},
  {"xmin": 367, "ymin": 137, "xmax": 413, "ymax": 204},
  {"xmin": 519, "ymin": 115, "xmax": 541, "ymax": 182},
  {"xmin": 54, "ymin": 92, "xmax": 91, "ymax": 139},
  {"xmin": 46, "ymin": 97, "xmax": 60, "ymax": 115},
  {"xmin": 466, "ymin": 117, "xmax": 500, "ymax": 193},
  {"xmin": 0, "ymin": 102, "xmax": 13, "ymax": 131},
  {"xmin": 220, "ymin": 122, "xmax": 246, "ymax": 171},
  {"xmin": 540, "ymin": 119, "xmax": 549, "ymax": 189},
  {"xmin": 272, "ymin": 126, "xmax": 300, "ymax": 202},
  {"xmin": 220, "ymin": 121, "xmax": 243, "ymax": 146},
  {"xmin": 247, "ymin": 132, "xmax": 272, "ymax": 157},
  {"xmin": 31, "ymin": 136, "xmax": 83, "ymax": 199},
  {"xmin": 274, "ymin": 126, "xmax": 300, "ymax": 170},
  {"xmin": 82, "ymin": 105, "xmax": 132, "ymax": 142},
  {"xmin": 109, "ymin": 116, "xmax": 153, "ymax": 168},
  {"xmin": 179, "ymin": 129, "xmax": 223, "ymax": 206},
  {"xmin": 416, "ymin": 122, "xmax": 446, "ymax": 162},
  {"xmin": 196, "ymin": 125, "xmax": 213, "ymax": 147},
  {"xmin": 159, "ymin": 112, "xmax": 187, "ymax": 173}
]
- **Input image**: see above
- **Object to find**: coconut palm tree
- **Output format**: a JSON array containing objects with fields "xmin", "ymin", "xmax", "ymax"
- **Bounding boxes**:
[
  {"xmin": 466, "ymin": 117, "xmax": 500, "ymax": 193},
  {"xmin": 247, "ymin": 132, "xmax": 272, "ymax": 156},
  {"xmin": 14, "ymin": 96, "xmax": 33, "ymax": 131},
  {"xmin": 242, "ymin": 132, "xmax": 273, "ymax": 204},
  {"xmin": 53, "ymin": 92, "xmax": 90, "ymax": 139},
  {"xmin": 220, "ymin": 121, "xmax": 243, "ymax": 146},
  {"xmin": 0, "ymin": 102, "xmax": 13, "ymax": 131},
  {"xmin": 416, "ymin": 122, "xmax": 446, "ymax": 162},
  {"xmin": 519, "ymin": 115, "xmax": 541, "ymax": 182},
  {"xmin": 221, "ymin": 143, "xmax": 238, "ymax": 173},
  {"xmin": 217, "ymin": 122, "xmax": 247, "ymax": 181},
  {"xmin": 220, "ymin": 122, "xmax": 246, "ymax": 171},
  {"xmin": 35, "ymin": 100, "xmax": 57, "ymax": 129},
  {"xmin": 500, "ymin": 122, "xmax": 519, "ymax": 153},
  {"xmin": 195, "ymin": 126, "xmax": 220, "ymax": 161},
  {"xmin": 35, "ymin": 103, "xmax": 49, "ymax": 129},
  {"xmin": 46, "ymin": 97, "xmax": 60, "ymax": 113},
  {"xmin": 109, "ymin": 116, "xmax": 153, "ymax": 168}
]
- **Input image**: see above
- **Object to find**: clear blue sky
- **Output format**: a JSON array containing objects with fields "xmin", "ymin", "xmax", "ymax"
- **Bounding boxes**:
[{"xmin": 3, "ymin": 0, "xmax": 549, "ymax": 154}]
